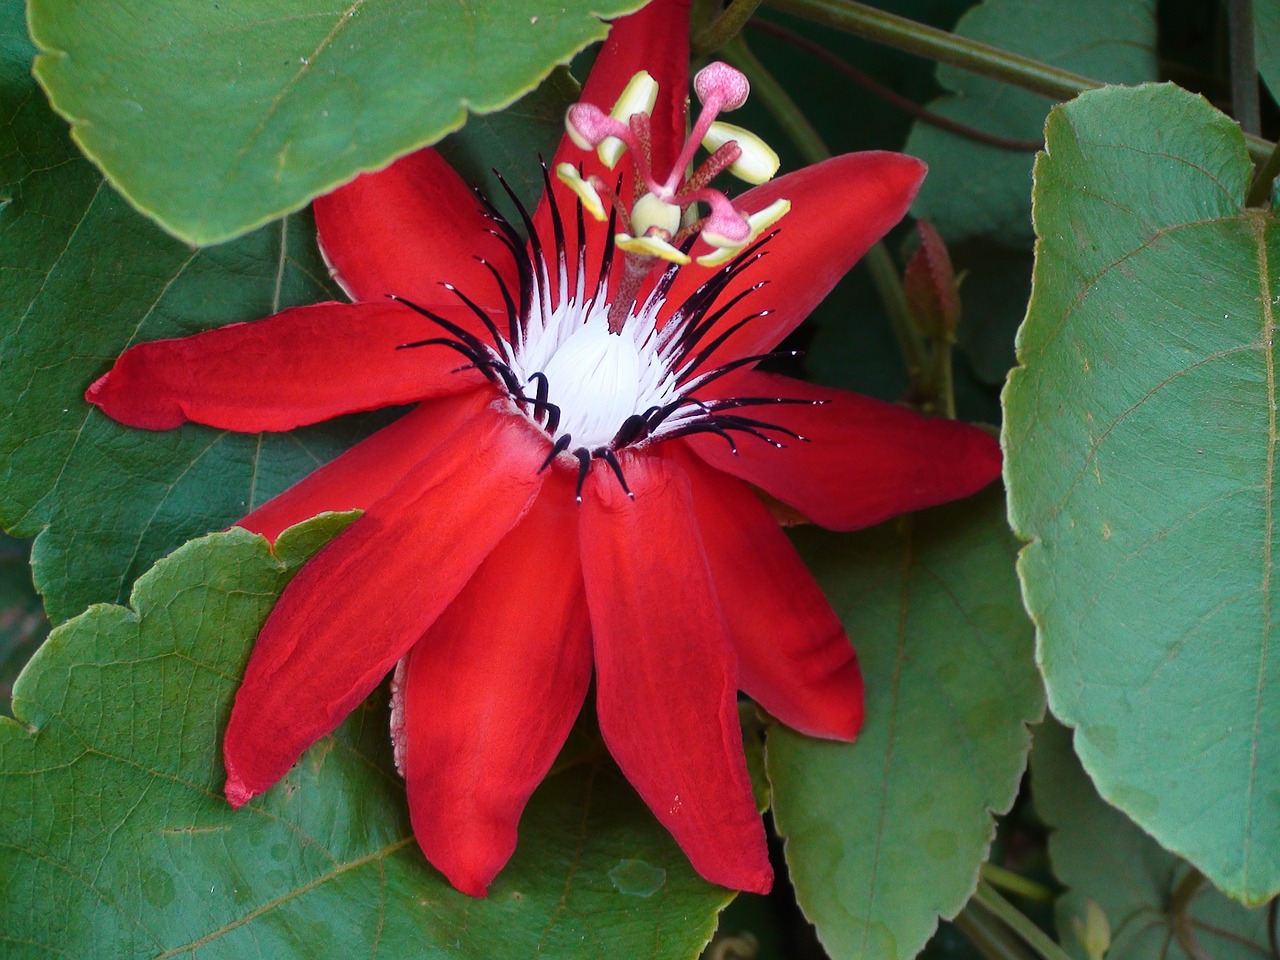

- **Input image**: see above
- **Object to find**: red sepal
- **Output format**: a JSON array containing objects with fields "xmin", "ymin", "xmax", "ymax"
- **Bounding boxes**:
[
  {"xmin": 400, "ymin": 474, "xmax": 590, "ymax": 897},
  {"xmin": 86, "ymin": 300, "xmax": 487, "ymax": 432},
  {"xmin": 315, "ymin": 148, "xmax": 517, "ymax": 311},
  {"xmin": 662, "ymin": 152, "xmax": 926, "ymax": 371},
  {"xmin": 579, "ymin": 453, "xmax": 772, "ymax": 894},
  {"xmin": 685, "ymin": 371, "xmax": 1002, "ymax": 531},
  {"xmin": 223, "ymin": 403, "xmax": 548, "ymax": 805},
  {"xmin": 535, "ymin": 0, "xmax": 693, "ymax": 294},
  {"xmin": 237, "ymin": 389, "xmax": 493, "ymax": 542},
  {"xmin": 675, "ymin": 448, "xmax": 863, "ymax": 740}
]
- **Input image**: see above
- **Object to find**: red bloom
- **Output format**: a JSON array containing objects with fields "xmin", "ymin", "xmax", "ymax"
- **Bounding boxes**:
[{"xmin": 85, "ymin": 0, "xmax": 1000, "ymax": 897}]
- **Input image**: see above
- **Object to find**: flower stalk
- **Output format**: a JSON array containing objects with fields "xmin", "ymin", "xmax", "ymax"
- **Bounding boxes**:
[{"xmin": 692, "ymin": 0, "xmax": 765, "ymax": 55}]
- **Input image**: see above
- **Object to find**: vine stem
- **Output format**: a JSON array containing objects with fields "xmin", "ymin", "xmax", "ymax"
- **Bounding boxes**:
[
  {"xmin": 762, "ymin": 0, "xmax": 1275, "ymax": 163},
  {"xmin": 955, "ymin": 906, "xmax": 1040, "ymax": 960},
  {"xmin": 719, "ymin": 33, "xmax": 928, "ymax": 386},
  {"xmin": 749, "ymin": 19, "xmax": 1043, "ymax": 152},
  {"xmin": 973, "ymin": 880, "xmax": 1075, "ymax": 960},
  {"xmin": 1248, "ymin": 140, "xmax": 1280, "ymax": 208},
  {"xmin": 1168, "ymin": 868, "xmax": 1214, "ymax": 960},
  {"xmin": 981, "ymin": 864, "xmax": 1056, "ymax": 904},
  {"xmin": 692, "ymin": 0, "xmax": 765, "ymax": 54},
  {"xmin": 1230, "ymin": 0, "xmax": 1261, "ymax": 136}
]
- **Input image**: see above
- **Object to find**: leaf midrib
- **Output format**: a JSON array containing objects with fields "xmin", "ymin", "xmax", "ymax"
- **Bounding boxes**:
[{"xmin": 1243, "ymin": 209, "xmax": 1275, "ymax": 899}]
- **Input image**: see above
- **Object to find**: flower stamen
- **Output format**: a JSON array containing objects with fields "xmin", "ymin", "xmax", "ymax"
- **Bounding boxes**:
[{"xmin": 561, "ymin": 62, "xmax": 791, "ymax": 327}]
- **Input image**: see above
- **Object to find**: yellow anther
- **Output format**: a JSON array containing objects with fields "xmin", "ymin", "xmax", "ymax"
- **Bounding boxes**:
[
  {"xmin": 555, "ymin": 163, "xmax": 607, "ymax": 221},
  {"xmin": 631, "ymin": 193, "xmax": 681, "ymax": 238},
  {"xmin": 616, "ymin": 233, "xmax": 692, "ymax": 265},
  {"xmin": 701, "ymin": 121, "xmax": 780, "ymax": 185},
  {"xmin": 694, "ymin": 245, "xmax": 739, "ymax": 268},
  {"xmin": 696, "ymin": 199, "xmax": 791, "ymax": 267},
  {"xmin": 747, "ymin": 197, "xmax": 791, "ymax": 234},
  {"xmin": 600, "ymin": 70, "xmax": 659, "ymax": 169}
]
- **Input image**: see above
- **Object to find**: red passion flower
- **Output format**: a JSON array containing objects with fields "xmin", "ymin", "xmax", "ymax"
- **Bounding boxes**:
[{"xmin": 86, "ymin": 0, "xmax": 1000, "ymax": 897}]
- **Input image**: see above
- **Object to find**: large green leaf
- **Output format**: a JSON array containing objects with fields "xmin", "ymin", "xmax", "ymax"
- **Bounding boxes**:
[
  {"xmin": 0, "ymin": 0, "xmax": 572, "ymax": 624},
  {"xmin": 1032, "ymin": 721, "xmax": 1272, "ymax": 960},
  {"xmin": 904, "ymin": 0, "xmax": 1156, "ymax": 246},
  {"xmin": 767, "ymin": 489, "xmax": 1044, "ymax": 960},
  {"xmin": 27, "ymin": 0, "xmax": 643, "ymax": 245},
  {"xmin": 1004, "ymin": 83, "xmax": 1280, "ymax": 905},
  {"xmin": 0, "ymin": 516, "xmax": 734, "ymax": 958}
]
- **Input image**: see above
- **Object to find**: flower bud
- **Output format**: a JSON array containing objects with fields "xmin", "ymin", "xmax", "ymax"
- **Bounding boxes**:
[{"xmin": 903, "ymin": 220, "xmax": 960, "ymax": 340}]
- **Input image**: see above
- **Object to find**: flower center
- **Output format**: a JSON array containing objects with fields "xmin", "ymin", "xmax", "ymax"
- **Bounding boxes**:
[
  {"xmin": 533, "ymin": 316, "xmax": 642, "ymax": 449},
  {"xmin": 391, "ymin": 163, "xmax": 819, "ymax": 500}
]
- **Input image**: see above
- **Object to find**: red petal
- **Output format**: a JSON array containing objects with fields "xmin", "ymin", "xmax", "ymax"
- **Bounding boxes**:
[
  {"xmin": 663, "ymin": 152, "xmax": 926, "ymax": 368},
  {"xmin": 238, "ymin": 389, "xmax": 492, "ymax": 542},
  {"xmin": 579, "ymin": 454, "xmax": 772, "ymax": 893},
  {"xmin": 674, "ymin": 448, "xmax": 863, "ymax": 740},
  {"xmin": 401, "ymin": 474, "xmax": 590, "ymax": 897},
  {"xmin": 684, "ymin": 371, "xmax": 1002, "ymax": 531},
  {"xmin": 86, "ymin": 300, "xmax": 488, "ymax": 431},
  {"xmin": 223, "ymin": 404, "xmax": 548, "ymax": 806},
  {"xmin": 314, "ymin": 148, "xmax": 518, "ymax": 312},
  {"xmin": 534, "ymin": 0, "xmax": 692, "ymax": 291}
]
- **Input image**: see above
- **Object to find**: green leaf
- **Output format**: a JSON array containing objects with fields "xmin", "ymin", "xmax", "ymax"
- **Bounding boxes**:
[
  {"xmin": 903, "ymin": 0, "xmax": 1156, "ymax": 246},
  {"xmin": 767, "ymin": 489, "xmax": 1044, "ymax": 960},
  {"xmin": 0, "ymin": 535, "xmax": 49, "ymax": 713},
  {"xmin": 1032, "ymin": 721, "xmax": 1273, "ymax": 960},
  {"xmin": 1004, "ymin": 83, "xmax": 1280, "ymax": 905},
  {"xmin": 0, "ymin": 516, "xmax": 734, "ymax": 958},
  {"xmin": 27, "ymin": 0, "xmax": 643, "ymax": 245},
  {"xmin": 0, "ymin": 0, "xmax": 569, "ymax": 624},
  {"xmin": 0, "ymin": 21, "xmax": 366, "ymax": 624}
]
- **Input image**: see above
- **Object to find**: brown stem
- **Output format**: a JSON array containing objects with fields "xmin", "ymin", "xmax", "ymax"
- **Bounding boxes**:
[{"xmin": 749, "ymin": 19, "xmax": 1043, "ymax": 151}]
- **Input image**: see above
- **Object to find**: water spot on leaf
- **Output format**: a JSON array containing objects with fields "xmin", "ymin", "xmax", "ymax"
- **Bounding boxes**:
[
  {"xmin": 909, "ymin": 791, "xmax": 937, "ymax": 815},
  {"xmin": 1081, "ymin": 724, "xmax": 1117, "ymax": 758},
  {"xmin": 925, "ymin": 829, "xmax": 957, "ymax": 861},
  {"xmin": 1111, "ymin": 783, "xmax": 1159, "ymax": 819},
  {"xmin": 609, "ymin": 859, "xmax": 666, "ymax": 897},
  {"xmin": 970, "ymin": 602, "xmax": 1019, "ymax": 635},
  {"xmin": 142, "ymin": 867, "xmax": 175, "ymax": 908}
]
